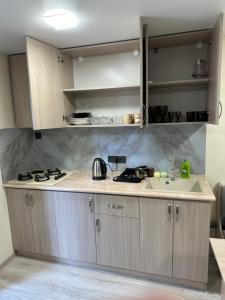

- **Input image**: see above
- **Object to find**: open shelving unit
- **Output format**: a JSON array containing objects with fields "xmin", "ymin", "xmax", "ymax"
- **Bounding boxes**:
[{"xmin": 148, "ymin": 78, "xmax": 209, "ymax": 89}]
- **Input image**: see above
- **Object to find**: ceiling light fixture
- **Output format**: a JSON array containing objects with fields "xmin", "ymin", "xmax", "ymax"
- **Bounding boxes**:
[{"xmin": 43, "ymin": 9, "xmax": 79, "ymax": 30}]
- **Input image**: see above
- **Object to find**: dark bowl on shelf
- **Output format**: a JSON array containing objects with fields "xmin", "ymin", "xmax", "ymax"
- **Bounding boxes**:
[
  {"xmin": 186, "ymin": 111, "xmax": 196, "ymax": 122},
  {"xmin": 71, "ymin": 112, "xmax": 91, "ymax": 118}
]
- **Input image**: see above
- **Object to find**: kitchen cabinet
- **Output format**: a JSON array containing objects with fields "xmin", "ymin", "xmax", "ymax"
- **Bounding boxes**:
[
  {"xmin": 10, "ymin": 54, "xmax": 32, "ymax": 128},
  {"xmin": 140, "ymin": 198, "xmax": 173, "ymax": 277},
  {"xmin": 142, "ymin": 14, "xmax": 223, "ymax": 125},
  {"xmin": 173, "ymin": 200, "xmax": 211, "ymax": 282},
  {"xmin": 54, "ymin": 192, "xmax": 96, "ymax": 263},
  {"xmin": 7, "ymin": 189, "xmax": 35, "ymax": 252},
  {"xmin": 95, "ymin": 194, "xmax": 140, "ymax": 271},
  {"xmin": 6, "ymin": 188, "xmax": 58, "ymax": 256},
  {"xmin": 95, "ymin": 214, "xmax": 140, "ymax": 271},
  {"xmin": 0, "ymin": 52, "xmax": 15, "ymax": 129},
  {"xmin": 26, "ymin": 37, "xmax": 73, "ymax": 130}
]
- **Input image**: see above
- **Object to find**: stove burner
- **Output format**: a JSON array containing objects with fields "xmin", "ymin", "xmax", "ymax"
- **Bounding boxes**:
[
  {"xmin": 47, "ymin": 168, "xmax": 61, "ymax": 176},
  {"xmin": 54, "ymin": 172, "xmax": 67, "ymax": 180},
  {"xmin": 35, "ymin": 173, "xmax": 50, "ymax": 182},
  {"xmin": 18, "ymin": 172, "xmax": 33, "ymax": 181},
  {"xmin": 31, "ymin": 170, "xmax": 45, "ymax": 175}
]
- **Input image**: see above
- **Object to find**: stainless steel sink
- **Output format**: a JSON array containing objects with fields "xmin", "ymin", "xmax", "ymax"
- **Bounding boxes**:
[{"xmin": 144, "ymin": 177, "xmax": 204, "ymax": 193}]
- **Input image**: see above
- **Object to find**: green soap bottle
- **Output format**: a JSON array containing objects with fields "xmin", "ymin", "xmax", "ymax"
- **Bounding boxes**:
[{"xmin": 180, "ymin": 160, "xmax": 190, "ymax": 179}]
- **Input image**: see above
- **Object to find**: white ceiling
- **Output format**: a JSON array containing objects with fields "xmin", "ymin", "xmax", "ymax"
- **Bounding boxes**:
[{"xmin": 0, "ymin": 0, "xmax": 225, "ymax": 54}]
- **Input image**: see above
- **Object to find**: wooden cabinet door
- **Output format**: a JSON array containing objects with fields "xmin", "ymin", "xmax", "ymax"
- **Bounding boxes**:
[
  {"xmin": 30, "ymin": 190, "xmax": 58, "ymax": 256},
  {"xmin": 10, "ymin": 54, "xmax": 32, "ymax": 128},
  {"xmin": 26, "ymin": 37, "xmax": 66, "ymax": 130},
  {"xmin": 0, "ymin": 53, "xmax": 15, "ymax": 129},
  {"xmin": 140, "ymin": 198, "xmax": 173, "ymax": 276},
  {"xmin": 54, "ymin": 192, "xmax": 96, "ymax": 263},
  {"xmin": 173, "ymin": 201, "xmax": 211, "ymax": 282},
  {"xmin": 208, "ymin": 14, "xmax": 223, "ymax": 124},
  {"xmin": 6, "ymin": 189, "xmax": 35, "ymax": 252},
  {"xmin": 95, "ymin": 214, "xmax": 140, "ymax": 271}
]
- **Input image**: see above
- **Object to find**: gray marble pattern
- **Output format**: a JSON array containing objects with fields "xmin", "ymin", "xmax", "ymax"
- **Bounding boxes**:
[{"xmin": 0, "ymin": 124, "xmax": 206, "ymax": 180}]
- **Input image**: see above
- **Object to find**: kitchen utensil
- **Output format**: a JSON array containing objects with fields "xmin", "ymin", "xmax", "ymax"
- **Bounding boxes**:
[
  {"xmin": 175, "ymin": 111, "xmax": 182, "ymax": 122},
  {"xmin": 196, "ymin": 111, "xmax": 208, "ymax": 121},
  {"xmin": 92, "ymin": 158, "xmax": 107, "ymax": 180},
  {"xmin": 192, "ymin": 59, "xmax": 208, "ymax": 79},
  {"xmin": 168, "ymin": 112, "xmax": 174, "ymax": 122},
  {"xmin": 159, "ymin": 106, "xmax": 168, "ymax": 122},
  {"xmin": 186, "ymin": 111, "xmax": 196, "ymax": 122}
]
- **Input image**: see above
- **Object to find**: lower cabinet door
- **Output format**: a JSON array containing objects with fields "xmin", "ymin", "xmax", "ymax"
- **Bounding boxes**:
[
  {"xmin": 140, "ymin": 198, "xmax": 173, "ymax": 277},
  {"xmin": 30, "ymin": 190, "xmax": 58, "ymax": 256},
  {"xmin": 173, "ymin": 201, "xmax": 211, "ymax": 282},
  {"xmin": 7, "ymin": 189, "xmax": 35, "ymax": 252},
  {"xmin": 54, "ymin": 192, "xmax": 96, "ymax": 263},
  {"xmin": 95, "ymin": 214, "xmax": 140, "ymax": 271}
]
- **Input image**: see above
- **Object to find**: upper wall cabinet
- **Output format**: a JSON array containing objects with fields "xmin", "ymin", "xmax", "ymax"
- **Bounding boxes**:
[
  {"xmin": 142, "ymin": 14, "xmax": 223, "ymax": 126},
  {"xmin": 0, "ymin": 52, "xmax": 15, "ymax": 129},
  {"xmin": 10, "ymin": 54, "xmax": 32, "ymax": 128},
  {"xmin": 26, "ymin": 37, "xmax": 73, "ymax": 130}
]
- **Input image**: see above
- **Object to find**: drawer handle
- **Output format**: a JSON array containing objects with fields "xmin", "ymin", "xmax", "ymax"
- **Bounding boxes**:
[
  {"xmin": 89, "ymin": 197, "xmax": 94, "ymax": 213},
  {"xmin": 108, "ymin": 204, "xmax": 124, "ymax": 209},
  {"xmin": 96, "ymin": 219, "xmax": 101, "ymax": 233},
  {"xmin": 168, "ymin": 204, "xmax": 172, "ymax": 221}
]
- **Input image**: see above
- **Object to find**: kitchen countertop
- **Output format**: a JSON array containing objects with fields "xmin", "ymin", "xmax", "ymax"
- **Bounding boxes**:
[
  {"xmin": 4, "ymin": 171, "xmax": 215, "ymax": 202},
  {"xmin": 210, "ymin": 238, "xmax": 225, "ymax": 281}
]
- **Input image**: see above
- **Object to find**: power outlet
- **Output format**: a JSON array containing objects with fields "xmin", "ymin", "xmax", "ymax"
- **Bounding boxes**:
[{"xmin": 108, "ymin": 156, "xmax": 126, "ymax": 164}]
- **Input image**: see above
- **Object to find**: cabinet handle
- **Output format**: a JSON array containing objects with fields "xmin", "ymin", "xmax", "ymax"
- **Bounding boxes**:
[
  {"xmin": 108, "ymin": 204, "xmax": 124, "ymax": 209},
  {"xmin": 168, "ymin": 204, "xmax": 172, "ymax": 221},
  {"xmin": 89, "ymin": 197, "xmax": 94, "ymax": 213},
  {"xmin": 29, "ymin": 193, "xmax": 34, "ymax": 207},
  {"xmin": 96, "ymin": 219, "xmax": 101, "ymax": 233},
  {"xmin": 175, "ymin": 205, "xmax": 179, "ymax": 222},
  {"xmin": 219, "ymin": 101, "xmax": 223, "ymax": 119}
]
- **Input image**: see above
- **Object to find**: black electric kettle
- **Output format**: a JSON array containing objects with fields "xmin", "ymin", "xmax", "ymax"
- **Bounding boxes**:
[{"xmin": 92, "ymin": 158, "xmax": 107, "ymax": 180}]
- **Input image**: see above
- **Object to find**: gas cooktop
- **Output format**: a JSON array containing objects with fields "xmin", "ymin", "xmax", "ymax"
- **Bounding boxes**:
[{"xmin": 9, "ymin": 168, "xmax": 73, "ymax": 186}]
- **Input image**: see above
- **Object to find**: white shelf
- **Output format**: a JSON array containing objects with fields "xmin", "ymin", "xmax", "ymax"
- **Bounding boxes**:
[
  {"xmin": 148, "ymin": 78, "xmax": 209, "ymax": 89},
  {"xmin": 66, "ymin": 124, "xmax": 140, "ymax": 128},
  {"xmin": 63, "ymin": 84, "xmax": 140, "ymax": 94},
  {"xmin": 149, "ymin": 122, "xmax": 206, "ymax": 126}
]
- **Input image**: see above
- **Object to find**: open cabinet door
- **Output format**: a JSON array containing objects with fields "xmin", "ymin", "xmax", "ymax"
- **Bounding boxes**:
[
  {"xmin": 208, "ymin": 14, "xmax": 223, "ymax": 124},
  {"xmin": 140, "ymin": 18, "xmax": 148, "ymax": 128},
  {"xmin": 26, "ymin": 37, "xmax": 68, "ymax": 130}
]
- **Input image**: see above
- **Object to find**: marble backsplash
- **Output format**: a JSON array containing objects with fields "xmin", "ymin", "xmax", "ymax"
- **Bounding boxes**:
[
  {"xmin": 0, "ymin": 124, "xmax": 206, "ymax": 181},
  {"xmin": 32, "ymin": 124, "xmax": 206, "ymax": 175}
]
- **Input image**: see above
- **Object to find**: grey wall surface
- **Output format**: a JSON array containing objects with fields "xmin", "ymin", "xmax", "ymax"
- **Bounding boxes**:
[{"xmin": 0, "ymin": 124, "xmax": 206, "ymax": 181}]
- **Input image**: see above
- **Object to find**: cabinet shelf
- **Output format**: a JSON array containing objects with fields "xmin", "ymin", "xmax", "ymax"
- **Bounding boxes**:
[
  {"xmin": 66, "ymin": 124, "xmax": 140, "ymax": 128},
  {"xmin": 63, "ymin": 85, "xmax": 140, "ymax": 95},
  {"xmin": 149, "ymin": 122, "xmax": 206, "ymax": 126},
  {"xmin": 148, "ymin": 78, "xmax": 209, "ymax": 89}
]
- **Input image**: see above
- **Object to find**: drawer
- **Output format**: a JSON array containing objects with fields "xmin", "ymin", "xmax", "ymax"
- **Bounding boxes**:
[{"xmin": 94, "ymin": 194, "xmax": 139, "ymax": 218}]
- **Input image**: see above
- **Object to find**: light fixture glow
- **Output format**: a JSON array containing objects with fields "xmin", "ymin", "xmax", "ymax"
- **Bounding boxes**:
[{"xmin": 43, "ymin": 9, "xmax": 79, "ymax": 30}]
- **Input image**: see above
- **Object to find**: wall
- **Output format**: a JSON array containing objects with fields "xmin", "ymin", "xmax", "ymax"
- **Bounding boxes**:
[
  {"xmin": 32, "ymin": 124, "xmax": 206, "ymax": 174},
  {"xmin": 0, "ymin": 128, "xmax": 33, "ymax": 265},
  {"xmin": 206, "ymin": 34, "xmax": 225, "ymax": 223}
]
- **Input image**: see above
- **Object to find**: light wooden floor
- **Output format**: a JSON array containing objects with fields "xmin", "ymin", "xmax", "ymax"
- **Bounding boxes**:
[{"xmin": 0, "ymin": 257, "xmax": 221, "ymax": 300}]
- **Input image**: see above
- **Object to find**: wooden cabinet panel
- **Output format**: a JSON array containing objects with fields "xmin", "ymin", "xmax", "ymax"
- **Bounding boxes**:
[
  {"xmin": 95, "ymin": 194, "xmax": 139, "ymax": 218},
  {"xmin": 30, "ymin": 191, "xmax": 58, "ymax": 256},
  {"xmin": 140, "ymin": 198, "xmax": 173, "ymax": 277},
  {"xmin": 54, "ymin": 192, "xmax": 96, "ymax": 263},
  {"xmin": 0, "ymin": 53, "xmax": 15, "ymax": 129},
  {"xmin": 173, "ymin": 201, "xmax": 211, "ymax": 282},
  {"xmin": 208, "ymin": 14, "xmax": 223, "ymax": 124},
  {"xmin": 95, "ymin": 214, "xmax": 140, "ymax": 271},
  {"xmin": 10, "ymin": 54, "xmax": 32, "ymax": 128},
  {"xmin": 6, "ymin": 189, "xmax": 34, "ymax": 252},
  {"xmin": 26, "ymin": 37, "xmax": 66, "ymax": 130}
]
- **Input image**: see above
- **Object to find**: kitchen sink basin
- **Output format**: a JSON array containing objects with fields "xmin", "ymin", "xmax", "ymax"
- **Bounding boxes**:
[{"xmin": 144, "ymin": 177, "xmax": 204, "ymax": 193}]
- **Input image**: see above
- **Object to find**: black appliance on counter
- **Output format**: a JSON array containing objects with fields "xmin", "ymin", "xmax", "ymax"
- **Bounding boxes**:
[{"xmin": 113, "ymin": 166, "xmax": 147, "ymax": 183}]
